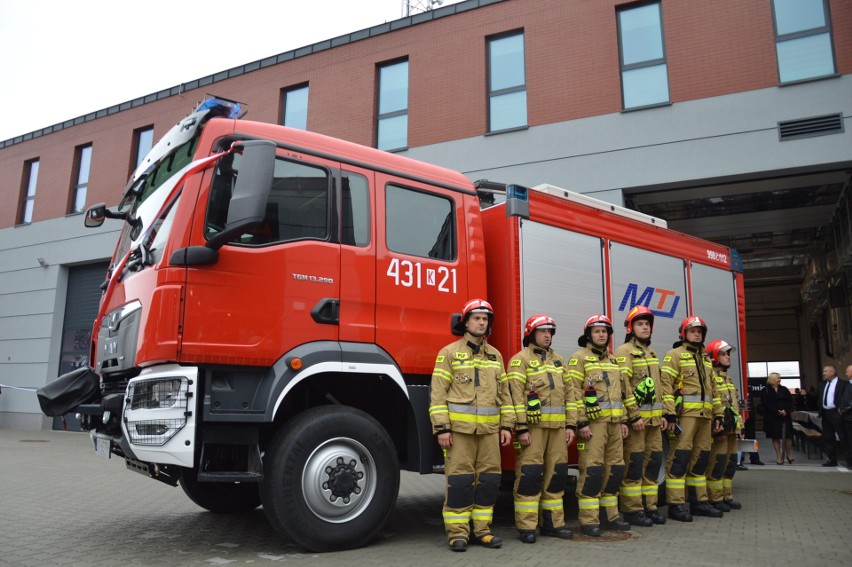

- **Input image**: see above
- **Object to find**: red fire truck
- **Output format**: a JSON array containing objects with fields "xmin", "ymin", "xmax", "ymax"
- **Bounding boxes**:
[{"xmin": 40, "ymin": 98, "xmax": 747, "ymax": 552}]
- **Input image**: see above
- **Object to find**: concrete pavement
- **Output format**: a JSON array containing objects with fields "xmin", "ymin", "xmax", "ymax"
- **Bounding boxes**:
[{"xmin": 0, "ymin": 428, "xmax": 849, "ymax": 566}]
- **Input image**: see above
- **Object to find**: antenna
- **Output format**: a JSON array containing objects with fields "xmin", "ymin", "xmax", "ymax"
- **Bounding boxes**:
[{"xmin": 403, "ymin": 0, "xmax": 444, "ymax": 17}]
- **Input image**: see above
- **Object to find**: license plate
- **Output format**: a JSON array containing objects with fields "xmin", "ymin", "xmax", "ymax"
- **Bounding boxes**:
[{"xmin": 95, "ymin": 437, "xmax": 111, "ymax": 459}]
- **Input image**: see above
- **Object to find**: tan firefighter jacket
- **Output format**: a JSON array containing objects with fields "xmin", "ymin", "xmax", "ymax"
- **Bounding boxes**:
[
  {"xmin": 507, "ymin": 344, "xmax": 576, "ymax": 430},
  {"xmin": 615, "ymin": 337, "xmax": 664, "ymax": 426},
  {"xmin": 566, "ymin": 343, "xmax": 627, "ymax": 426},
  {"xmin": 429, "ymin": 334, "xmax": 515, "ymax": 435},
  {"xmin": 713, "ymin": 367, "xmax": 744, "ymax": 433},
  {"xmin": 661, "ymin": 342, "xmax": 723, "ymax": 420}
]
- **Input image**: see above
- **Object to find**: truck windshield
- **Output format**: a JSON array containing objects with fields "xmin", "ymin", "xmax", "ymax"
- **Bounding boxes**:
[{"xmin": 111, "ymin": 137, "xmax": 199, "ymax": 267}]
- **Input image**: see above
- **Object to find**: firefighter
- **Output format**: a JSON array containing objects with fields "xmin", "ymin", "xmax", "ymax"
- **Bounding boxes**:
[
  {"xmin": 661, "ymin": 316, "xmax": 725, "ymax": 522},
  {"xmin": 705, "ymin": 339, "xmax": 744, "ymax": 512},
  {"xmin": 567, "ymin": 314, "xmax": 630, "ymax": 537},
  {"xmin": 508, "ymin": 314, "xmax": 576, "ymax": 544},
  {"xmin": 615, "ymin": 306, "xmax": 667, "ymax": 527},
  {"xmin": 429, "ymin": 298, "xmax": 515, "ymax": 552}
]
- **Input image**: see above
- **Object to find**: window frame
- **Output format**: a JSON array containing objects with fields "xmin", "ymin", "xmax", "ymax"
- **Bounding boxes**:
[
  {"xmin": 132, "ymin": 125, "xmax": 154, "ymax": 173},
  {"xmin": 384, "ymin": 183, "xmax": 456, "ymax": 262},
  {"xmin": 19, "ymin": 158, "xmax": 39, "ymax": 225},
  {"xmin": 616, "ymin": 1, "xmax": 671, "ymax": 111},
  {"xmin": 281, "ymin": 83, "xmax": 310, "ymax": 130},
  {"xmin": 376, "ymin": 59, "xmax": 410, "ymax": 152},
  {"xmin": 486, "ymin": 29, "xmax": 528, "ymax": 134},
  {"xmin": 771, "ymin": 0, "xmax": 837, "ymax": 85},
  {"xmin": 70, "ymin": 144, "xmax": 92, "ymax": 215}
]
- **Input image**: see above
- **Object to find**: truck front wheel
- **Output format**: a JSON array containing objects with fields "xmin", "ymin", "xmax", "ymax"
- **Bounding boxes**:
[
  {"xmin": 262, "ymin": 405, "xmax": 399, "ymax": 552},
  {"xmin": 179, "ymin": 469, "xmax": 262, "ymax": 513}
]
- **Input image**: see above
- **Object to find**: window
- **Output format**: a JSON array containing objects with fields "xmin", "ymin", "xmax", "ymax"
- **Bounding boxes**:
[
  {"xmin": 20, "ymin": 159, "xmax": 39, "ymax": 224},
  {"xmin": 747, "ymin": 360, "xmax": 801, "ymax": 390},
  {"xmin": 342, "ymin": 172, "xmax": 370, "ymax": 247},
  {"xmin": 617, "ymin": 2, "xmax": 669, "ymax": 109},
  {"xmin": 772, "ymin": 0, "xmax": 836, "ymax": 83},
  {"xmin": 71, "ymin": 144, "xmax": 92, "ymax": 214},
  {"xmin": 134, "ymin": 127, "xmax": 154, "ymax": 168},
  {"xmin": 377, "ymin": 60, "xmax": 409, "ymax": 151},
  {"xmin": 206, "ymin": 154, "xmax": 330, "ymax": 245},
  {"xmin": 488, "ymin": 31, "xmax": 527, "ymax": 132},
  {"xmin": 282, "ymin": 84, "xmax": 309, "ymax": 130},
  {"xmin": 385, "ymin": 185, "xmax": 454, "ymax": 260}
]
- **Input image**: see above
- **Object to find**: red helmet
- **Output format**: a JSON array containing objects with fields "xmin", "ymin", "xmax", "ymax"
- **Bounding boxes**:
[
  {"xmin": 523, "ymin": 314, "xmax": 556, "ymax": 347},
  {"xmin": 624, "ymin": 305, "xmax": 654, "ymax": 334},
  {"xmin": 706, "ymin": 339, "xmax": 734, "ymax": 365},
  {"xmin": 679, "ymin": 315, "xmax": 707, "ymax": 342},
  {"xmin": 461, "ymin": 298, "xmax": 494, "ymax": 319},
  {"xmin": 579, "ymin": 314, "xmax": 613, "ymax": 346},
  {"xmin": 454, "ymin": 298, "xmax": 494, "ymax": 335}
]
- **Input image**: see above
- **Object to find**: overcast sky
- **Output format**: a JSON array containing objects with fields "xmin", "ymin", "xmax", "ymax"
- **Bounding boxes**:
[{"xmin": 0, "ymin": 0, "xmax": 460, "ymax": 141}]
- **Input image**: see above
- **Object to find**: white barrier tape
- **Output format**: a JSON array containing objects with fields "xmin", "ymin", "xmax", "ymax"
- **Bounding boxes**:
[{"xmin": 0, "ymin": 384, "xmax": 38, "ymax": 392}]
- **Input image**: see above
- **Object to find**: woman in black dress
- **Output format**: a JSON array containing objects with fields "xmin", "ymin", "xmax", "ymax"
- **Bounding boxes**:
[{"xmin": 763, "ymin": 372, "xmax": 794, "ymax": 464}]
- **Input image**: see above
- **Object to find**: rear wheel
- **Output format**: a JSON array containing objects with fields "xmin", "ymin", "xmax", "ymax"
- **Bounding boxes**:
[
  {"xmin": 179, "ymin": 469, "xmax": 261, "ymax": 513},
  {"xmin": 262, "ymin": 405, "xmax": 399, "ymax": 552}
]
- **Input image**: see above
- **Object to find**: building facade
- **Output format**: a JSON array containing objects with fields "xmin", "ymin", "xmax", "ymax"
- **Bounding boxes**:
[{"xmin": 1, "ymin": 0, "xmax": 850, "ymax": 429}]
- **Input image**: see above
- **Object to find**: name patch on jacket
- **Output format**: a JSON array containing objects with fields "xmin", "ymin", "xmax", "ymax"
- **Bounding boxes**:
[
  {"xmin": 510, "ymin": 359, "xmax": 522, "ymax": 367},
  {"xmin": 487, "ymin": 353, "xmax": 497, "ymax": 361}
]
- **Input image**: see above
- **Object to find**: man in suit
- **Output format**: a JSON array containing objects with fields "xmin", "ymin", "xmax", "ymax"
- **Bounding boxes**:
[
  {"xmin": 817, "ymin": 365, "xmax": 847, "ymax": 467},
  {"xmin": 839, "ymin": 366, "xmax": 852, "ymax": 468}
]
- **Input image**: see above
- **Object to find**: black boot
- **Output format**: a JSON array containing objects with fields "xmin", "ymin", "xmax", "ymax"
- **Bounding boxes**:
[
  {"xmin": 519, "ymin": 531, "xmax": 536, "ymax": 544},
  {"xmin": 624, "ymin": 510, "xmax": 654, "ymax": 527},
  {"xmin": 710, "ymin": 500, "xmax": 730, "ymax": 513},
  {"xmin": 668, "ymin": 504, "xmax": 693, "ymax": 522},
  {"xmin": 691, "ymin": 501, "xmax": 723, "ymax": 518},
  {"xmin": 646, "ymin": 509, "xmax": 667, "ymax": 525},
  {"xmin": 602, "ymin": 515, "xmax": 631, "ymax": 531},
  {"xmin": 540, "ymin": 526, "xmax": 573, "ymax": 539},
  {"xmin": 580, "ymin": 524, "xmax": 602, "ymax": 537},
  {"xmin": 725, "ymin": 499, "xmax": 742, "ymax": 510}
]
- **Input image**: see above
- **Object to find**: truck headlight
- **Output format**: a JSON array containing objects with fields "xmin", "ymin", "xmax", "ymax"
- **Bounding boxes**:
[{"xmin": 125, "ymin": 376, "xmax": 191, "ymax": 446}]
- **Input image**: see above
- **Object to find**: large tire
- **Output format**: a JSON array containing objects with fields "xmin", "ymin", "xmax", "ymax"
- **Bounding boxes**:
[
  {"xmin": 179, "ymin": 469, "xmax": 262, "ymax": 513},
  {"xmin": 262, "ymin": 405, "xmax": 399, "ymax": 552}
]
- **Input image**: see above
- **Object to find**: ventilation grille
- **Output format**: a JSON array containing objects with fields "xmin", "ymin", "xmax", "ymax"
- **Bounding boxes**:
[{"xmin": 778, "ymin": 113, "xmax": 844, "ymax": 141}]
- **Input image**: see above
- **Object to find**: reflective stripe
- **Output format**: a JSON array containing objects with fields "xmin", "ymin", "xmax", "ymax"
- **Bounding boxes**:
[
  {"xmin": 471, "ymin": 507, "xmax": 493, "ymax": 521},
  {"xmin": 541, "ymin": 406, "xmax": 567, "ymax": 414},
  {"xmin": 723, "ymin": 479, "xmax": 733, "ymax": 488},
  {"xmin": 433, "ymin": 368, "xmax": 453, "ymax": 382},
  {"xmin": 578, "ymin": 497, "xmax": 599, "ymax": 509},
  {"xmin": 707, "ymin": 480, "xmax": 724, "ymax": 490},
  {"xmin": 619, "ymin": 486, "xmax": 643, "ymax": 496},
  {"xmin": 507, "ymin": 371, "xmax": 527, "ymax": 383},
  {"xmin": 667, "ymin": 478, "xmax": 685, "ymax": 488},
  {"xmin": 443, "ymin": 511, "xmax": 471, "ymax": 523},
  {"xmin": 685, "ymin": 476, "xmax": 707, "ymax": 487},
  {"xmin": 449, "ymin": 413, "xmax": 500, "ymax": 424},
  {"xmin": 600, "ymin": 495, "xmax": 618, "ymax": 507},
  {"xmin": 641, "ymin": 484, "xmax": 658, "ymax": 496},
  {"xmin": 633, "ymin": 358, "xmax": 659, "ymax": 365},
  {"xmin": 514, "ymin": 501, "xmax": 539, "ymax": 513},
  {"xmin": 661, "ymin": 367, "xmax": 679, "ymax": 377},
  {"xmin": 429, "ymin": 405, "xmax": 449, "ymax": 416},
  {"xmin": 541, "ymin": 499, "xmax": 563, "ymax": 510},
  {"xmin": 448, "ymin": 403, "xmax": 500, "ymax": 416}
]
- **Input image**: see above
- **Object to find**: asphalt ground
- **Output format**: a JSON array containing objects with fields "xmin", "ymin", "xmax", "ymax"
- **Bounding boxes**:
[{"xmin": 1, "ymin": 428, "xmax": 849, "ymax": 567}]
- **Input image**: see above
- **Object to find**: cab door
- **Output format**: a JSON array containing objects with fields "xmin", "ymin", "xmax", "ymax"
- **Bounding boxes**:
[
  {"xmin": 338, "ymin": 166, "xmax": 376, "ymax": 343},
  {"xmin": 180, "ymin": 149, "xmax": 341, "ymax": 366},
  {"xmin": 375, "ymin": 174, "xmax": 468, "ymax": 375}
]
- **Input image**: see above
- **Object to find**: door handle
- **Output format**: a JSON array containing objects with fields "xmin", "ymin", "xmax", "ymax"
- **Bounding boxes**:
[{"xmin": 311, "ymin": 298, "xmax": 340, "ymax": 325}]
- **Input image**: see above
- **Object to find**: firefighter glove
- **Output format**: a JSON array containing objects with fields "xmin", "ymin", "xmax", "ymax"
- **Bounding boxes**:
[
  {"xmin": 674, "ymin": 388, "xmax": 684, "ymax": 415},
  {"xmin": 584, "ymin": 386, "xmax": 602, "ymax": 421},
  {"xmin": 526, "ymin": 390, "xmax": 542, "ymax": 424},
  {"xmin": 714, "ymin": 415, "xmax": 724, "ymax": 432},
  {"xmin": 633, "ymin": 377, "xmax": 656, "ymax": 406},
  {"xmin": 723, "ymin": 407, "xmax": 737, "ymax": 432}
]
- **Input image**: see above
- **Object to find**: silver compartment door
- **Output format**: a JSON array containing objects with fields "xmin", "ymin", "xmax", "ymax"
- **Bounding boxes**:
[
  {"xmin": 689, "ymin": 263, "xmax": 743, "ymax": 390},
  {"xmin": 520, "ymin": 220, "xmax": 605, "ymax": 356},
  {"xmin": 609, "ymin": 242, "xmax": 689, "ymax": 349}
]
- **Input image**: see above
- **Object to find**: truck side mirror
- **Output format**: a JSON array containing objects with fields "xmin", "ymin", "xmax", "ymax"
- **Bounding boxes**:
[
  {"xmin": 450, "ymin": 313, "xmax": 464, "ymax": 336},
  {"xmin": 84, "ymin": 203, "xmax": 107, "ymax": 227},
  {"xmin": 206, "ymin": 140, "xmax": 276, "ymax": 250}
]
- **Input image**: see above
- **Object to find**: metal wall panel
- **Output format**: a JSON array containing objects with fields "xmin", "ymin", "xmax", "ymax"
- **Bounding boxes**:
[
  {"xmin": 609, "ymin": 242, "xmax": 688, "ymax": 349},
  {"xmin": 520, "ymin": 220, "xmax": 604, "ymax": 356},
  {"xmin": 690, "ymin": 263, "xmax": 743, "ymax": 388}
]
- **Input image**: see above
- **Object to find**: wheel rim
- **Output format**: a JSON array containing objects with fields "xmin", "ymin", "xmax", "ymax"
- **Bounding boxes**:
[{"xmin": 301, "ymin": 436, "xmax": 377, "ymax": 523}]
